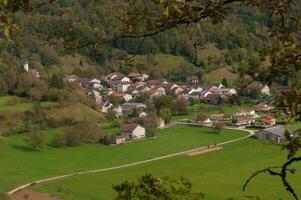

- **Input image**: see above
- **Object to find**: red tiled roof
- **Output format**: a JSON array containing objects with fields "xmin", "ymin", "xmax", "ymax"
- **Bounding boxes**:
[{"xmin": 122, "ymin": 123, "xmax": 139, "ymax": 132}]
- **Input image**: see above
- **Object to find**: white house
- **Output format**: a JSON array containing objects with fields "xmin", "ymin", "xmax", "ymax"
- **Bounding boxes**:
[
  {"xmin": 90, "ymin": 79, "xmax": 102, "ymax": 89},
  {"xmin": 221, "ymin": 88, "xmax": 237, "ymax": 96},
  {"xmin": 110, "ymin": 92, "xmax": 133, "ymax": 102},
  {"xmin": 260, "ymin": 84, "xmax": 270, "ymax": 95},
  {"xmin": 117, "ymin": 82, "xmax": 132, "ymax": 92},
  {"xmin": 122, "ymin": 124, "xmax": 146, "ymax": 140}
]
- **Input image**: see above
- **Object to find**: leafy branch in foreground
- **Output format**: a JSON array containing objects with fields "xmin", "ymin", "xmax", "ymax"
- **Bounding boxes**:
[
  {"xmin": 243, "ymin": 135, "xmax": 301, "ymax": 200},
  {"xmin": 113, "ymin": 174, "xmax": 205, "ymax": 200}
]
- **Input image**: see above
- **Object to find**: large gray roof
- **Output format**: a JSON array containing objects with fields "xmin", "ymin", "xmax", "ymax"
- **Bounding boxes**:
[{"xmin": 261, "ymin": 126, "xmax": 287, "ymax": 137}]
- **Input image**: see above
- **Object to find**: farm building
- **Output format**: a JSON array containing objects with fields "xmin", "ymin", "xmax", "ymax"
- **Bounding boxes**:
[
  {"xmin": 256, "ymin": 126, "xmax": 291, "ymax": 143},
  {"xmin": 122, "ymin": 123, "xmax": 146, "ymax": 140}
]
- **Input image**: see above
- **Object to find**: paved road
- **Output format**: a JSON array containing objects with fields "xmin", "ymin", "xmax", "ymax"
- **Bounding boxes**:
[{"xmin": 8, "ymin": 127, "xmax": 255, "ymax": 195}]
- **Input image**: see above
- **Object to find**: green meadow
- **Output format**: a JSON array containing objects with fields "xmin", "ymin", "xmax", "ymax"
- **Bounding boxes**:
[
  {"xmin": 34, "ymin": 139, "xmax": 301, "ymax": 200},
  {"xmin": 0, "ymin": 125, "xmax": 247, "ymax": 192}
]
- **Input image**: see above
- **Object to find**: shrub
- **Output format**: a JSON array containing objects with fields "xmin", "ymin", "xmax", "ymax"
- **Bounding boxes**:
[
  {"xmin": 24, "ymin": 125, "xmax": 45, "ymax": 150},
  {"xmin": 55, "ymin": 132, "xmax": 67, "ymax": 147},
  {"xmin": 101, "ymin": 134, "xmax": 116, "ymax": 145},
  {"xmin": 63, "ymin": 122, "xmax": 103, "ymax": 146}
]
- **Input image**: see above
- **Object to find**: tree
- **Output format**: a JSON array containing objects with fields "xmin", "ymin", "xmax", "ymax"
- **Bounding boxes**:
[
  {"xmin": 113, "ymin": 174, "xmax": 205, "ymax": 200},
  {"xmin": 55, "ymin": 132, "xmax": 67, "ymax": 147},
  {"xmin": 0, "ymin": 77, "xmax": 8, "ymax": 94},
  {"xmin": 213, "ymin": 122, "xmax": 225, "ymax": 134},
  {"xmin": 195, "ymin": 113, "xmax": 208, "ymax": 125},
  {"xmin": 50, "ymin": 74, "xmax": 64, "ymax": 89},
  {"xmin": 173, "ymin": 97, "xmax": 189, "ymax": 115},
  {"xmin": 101, "ymin": 134, "xmax": 116, "ymax": 145},
  {"xmin": 159, "ymin": 108, "xmax": 172, "ymax": 123},
  {"xmin": 64, "ymin": 122, "xmax": 103, "ymax": 146},
  {"xmin": 221, "ymin": 78, "xmax": 228, "ymax": 87},
  {"xmin": 28, "ymin": 88, "xmax": 42, "ymax": 101},
  {"xmin": 24, "ymin": 125, "xmax": 45, "ymax": 150}
]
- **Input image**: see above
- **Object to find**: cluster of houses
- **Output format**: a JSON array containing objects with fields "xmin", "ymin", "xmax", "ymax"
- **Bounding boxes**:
[
  {"xmin": 193, "ymin": 102, "xmax": 276, "ymax": 128},
  {"xmin": 63, "ymin": 72, "xmax": 242, "ymax": 118}
]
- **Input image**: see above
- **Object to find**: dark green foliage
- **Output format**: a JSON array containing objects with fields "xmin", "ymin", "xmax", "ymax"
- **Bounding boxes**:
[
  {"xmin": 221, "ymin": 78, "xmax": 228, "ymax": 87},
  {"xmin": 50, "ymin": 74, "xmax": 64, "ymax": 89},
  {"xmin": 59, "ymin": 122, "xmax": 103, "ymax": 147},
  {"xmin": 113, "ymin": 174, "xmax": 205, "ymax": 200},
  {"xmin": 101, "ymin": 134, "xmax": 116, "ymax": 145},
  {"xmin": 24, "ymin": 124, "xmax": 45, "ymax": 150}
]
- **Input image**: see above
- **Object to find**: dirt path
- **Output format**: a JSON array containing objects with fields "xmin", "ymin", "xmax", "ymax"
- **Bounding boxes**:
[
  {"xmin": 11, "ymin": 189, "xmax": 62, "ymax": 200},
  {"xmin": 8, "ymin": 127, "xmax": 255, "ymax": 197}
]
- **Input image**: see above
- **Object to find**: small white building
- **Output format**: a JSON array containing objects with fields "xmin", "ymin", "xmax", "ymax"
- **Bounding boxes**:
[{"xmin": 122, "ymin": 124, "xmax": 145, "ymax": 140}]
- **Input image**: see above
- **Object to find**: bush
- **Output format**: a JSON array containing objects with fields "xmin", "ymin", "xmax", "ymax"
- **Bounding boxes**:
[
  {"xmin": 59, "ymin": 122, "xmax": 103, "ymax": 147},
  {"xmin": 24, "ymin": 125, "xmax": 45, "ymax": 150},
  {"xmin": 55, "ymin": 132, "xmax": 67, "ymax": 147},
  {"xmin": 101, "ymin": 134, "xmax": 116, "ymax": 145},
  {"xmin": 5, "ymin": 97, "xmax": 20, "ymax": 106}
]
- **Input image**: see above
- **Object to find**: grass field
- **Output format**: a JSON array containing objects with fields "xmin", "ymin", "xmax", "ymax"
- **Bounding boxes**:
[
  {"xmin": 34, "ymin": 138, "xmax": 301, "ymax": 200},
  {"xmin": 0, "ymin": 96, "xmax": 56, "ymax": 111},
  {"xmin": 0, "ymin": 125, "xmax": 247, "ymax": 192},
  {"xmin": 203, "ymin": 67, "xmax": 239, "ymax": 85}
]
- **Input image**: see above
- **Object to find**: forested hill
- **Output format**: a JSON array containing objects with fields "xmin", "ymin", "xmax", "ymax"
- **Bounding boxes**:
[{"xmin": 0, "ymin": 0, "xmax": 288, "ymax": 96}]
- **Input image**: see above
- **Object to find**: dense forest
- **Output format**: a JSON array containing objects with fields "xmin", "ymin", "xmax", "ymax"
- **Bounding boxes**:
[{"xmin": 0, "ymin": 0, "xmax": 299, "ymax": 99}]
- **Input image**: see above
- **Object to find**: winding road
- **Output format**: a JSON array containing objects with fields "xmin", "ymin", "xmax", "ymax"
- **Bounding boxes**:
[{"xmin": 8, "ymin": 126, "xmax": 255, "ymax": 196}]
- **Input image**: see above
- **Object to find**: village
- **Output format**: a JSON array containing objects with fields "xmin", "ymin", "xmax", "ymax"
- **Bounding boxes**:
[{"xmin": 62, "ymin": 71, "xmax": 296, "ymax": 145}]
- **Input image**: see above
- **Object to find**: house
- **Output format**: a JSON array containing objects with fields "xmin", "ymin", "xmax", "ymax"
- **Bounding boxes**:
[
  {"xmin": 23, "ymin": 61, "xmax": 40, "ymax": 78},
  {"xmin": 210, "ymin": 113, "xmax": 230, "ymax": 122},
  {"xmin": 112, "ymin": 105, "xmax": 123, "ymax": 117},
  {"xmin": 139, "ymin": 112, "xmax": 148, "ymax": 118},
  {"xmin": 148, "ymin": 79, "xmax": 168, "ymax": 88},
  {"xmin": 116, "ymin": 81, "xmax": 132, "ymax": 92},
  {"xmin": 128, "ymin": 72, "xmax": 149, "ymax": 82},
  {"xmin": 259, "ymin": 115, "xmax": 276, "ymax": 127},
  {"xmin": 171, "ymin": 86, "xmax": 184, "ymax": 96},
  {"xmin": 98, "ymin": 101, "xmax": 113, "ymax": 113},
  {"xmin": 64, "ymin": 75, "xmax": 81, "ymax": 83},
  {"xmin": 256, "ymin": 126, "xmax": 291, "ymax": 143},
  {"xmin": 157, "ymin": 118, "xmax": 165, "ymax": 128},
  {"xmin": 115, "ymin": 135, "xmax": 126, "ymax": 145},
  {"xmin": 233, "ymin": 116, "xmax": 255, "ymax": 126},
  {"xmin": 106, "ymin": 72, "xmax": 130, "ymax": 85},
  {"xmin": 121, "ymin": 103, "xmax": 146, "ymax": 114},
  {"xmin": 29, "ymin": 69, "xmax": 40, "ymax": 78},
  {"xmin": 186, "ymin": 76, "xmax": 199, "ymax": 84},
  {"xmin": 110, "ymin": 92, "xmax": 133, "ymax": 102},
  {"xmin": 147, "ymin": 88, "xmax": 166, "ymax": 98},
  {"xmin": 89, "ymin": 79, "xmax": 102, "ymax": 89},
  {"xmin": 260, "ymin": 84, "xmax": 270, "ymax": 96},
  {"xmin": 233, "ymin": 109, "xmax": 255, "ymax": 117},
  {"xmin": 254, "ymin": 103, "xmax": 273, "ymax": 112},
  {"xmin": 121, "ymin": 123, "xmax": 146, "ymax": 140},
  {"xmin": 221, "ymin": 88, "xmax": 237, "ymax": 96},
  {"xmin": 202, "ymin": 94, "xmax": 222, "ymax": 104}
]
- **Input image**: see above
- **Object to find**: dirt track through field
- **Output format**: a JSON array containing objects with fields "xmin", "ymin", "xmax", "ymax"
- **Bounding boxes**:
[{"xmin": 8, "ymin": 126, "xmax": 255, "ymax": 198}]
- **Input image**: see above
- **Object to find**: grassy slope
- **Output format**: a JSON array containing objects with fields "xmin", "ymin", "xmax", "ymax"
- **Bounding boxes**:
[
  {"xmin": 0, "ymin": 96, "xmax": 56, "ymax": 111},
  {"xmin": 203, "ymin": 67, "xmax": 239, "ymax": 85},
  {"xmin": 46, "ymin": 103, "xmax": 103, "ymax": 122},
  {"xmin": 34, "ymin": 139, "xmax": 301, "ymax": 200},
  {"xmin": 0, "ymin": 125, "xmax": 247, "ymax": 192},
  {"xmin": 135, "ymin": 53, "xmax": 192, "ymax": 74}
]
